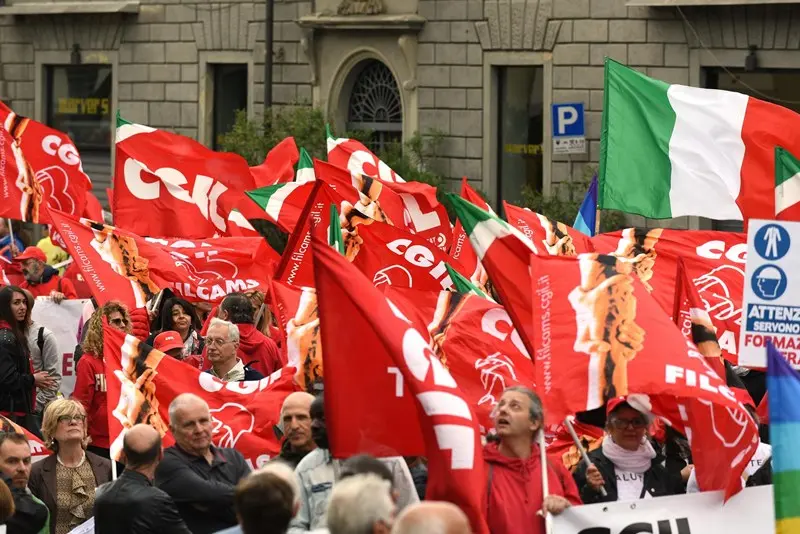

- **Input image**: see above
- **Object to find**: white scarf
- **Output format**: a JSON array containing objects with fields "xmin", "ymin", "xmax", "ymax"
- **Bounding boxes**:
[{"xmin": 602, "ymin": 435, "xmax": 656, "ymax": 474}]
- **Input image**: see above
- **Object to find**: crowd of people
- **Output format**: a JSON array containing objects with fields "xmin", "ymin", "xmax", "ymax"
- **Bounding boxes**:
[{"xmin": 0, "ymin": 237, "xmax": 776, "ymax": 534}]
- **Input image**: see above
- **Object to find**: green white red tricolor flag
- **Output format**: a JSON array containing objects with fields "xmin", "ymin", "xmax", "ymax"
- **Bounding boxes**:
[
  {"xmin": 599, "ymin": 59, "xmax": 800, "ymax": 224},
  {"xmin": 775, "ymin": 146, "xmax": 800, "ymax": 221}
]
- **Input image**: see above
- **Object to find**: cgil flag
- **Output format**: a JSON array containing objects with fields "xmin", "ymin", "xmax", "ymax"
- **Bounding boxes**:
[
  {"xmin": 599, "ymin": 59, "xmax": 800, "ymax": 223},
  {"xmin": 766, "ymin": 341, "xmax": 800, "ymax": 534},
  {"xmin": 775, "ymin": 147, "xmax": 800, "ymax": 221},
  {"xmin": 573, "ymin": 175, "xmax": 598, "ymax": 237}
]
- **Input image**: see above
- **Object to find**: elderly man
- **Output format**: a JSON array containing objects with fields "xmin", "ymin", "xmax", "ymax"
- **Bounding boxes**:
[
  {"xmin": 289, "ymin": 395, "xmax": 418, "ymax": 534},
  {"xmin": 156, "ymin": 393, "xmax": 251, "ymax": 534},
  {"xmin": 14, "ymin": 246, "xmax": 77, "ymax": 302},
  {"xmin": 95, "ymin": 424, "xmax": 190, "ymax": 534},
  {"xmin": 279, "ymin": 392, "xmax": 316, "ymax": 468},
  {"xmin": 391, "ymin": 502, "xmax": 470, "ymax": 534},
  {"xmin": 0, "ymin": 432, "xmax": 49, "ymax": 533},
  {"xmin": 484, "ymin": 386, "xmax": 581, "ymax": 534},
  {"xmin": 326, "ymin": 474, "xmax": 395, "ymax": 534},
  {"xmin": 205, "ymin": 318, "xmax": 264, "ymax": 382},
  {"xmin": 217, "ymin": 293, "xmax": 282, "ymax": 376}
]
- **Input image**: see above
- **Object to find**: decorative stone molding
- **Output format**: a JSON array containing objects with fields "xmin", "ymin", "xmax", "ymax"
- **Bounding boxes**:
[
  {"xmin": 297, "ymin": 13, "xmax": 425, "ymax": 86},
  {"xmin": 300, "ymin": 28, "xmax": 318, "ymax": 85},
  {"xmin": 397, "ymin": 35, "xmax": 417, "ymax": 91},
  {"xmin": 0, "ymin": 1, "xmax": 139, "ymax": 15},
  {"xmin": 336, "ymin": 0, "xmax": 385, "ymax": 16},
  {"xmin": 475, "ymin": 0, "xmax": 561, "ymax": 52},
  {"xmin": 193, "ymin": 3, "xmax": 260, "ymax": 51},
  {"xmin": 681, "ymin": 4, "xmax": 800, "ymax": 50},
  {"xmin": 18, "ymin": 13, "xmax": 127, "ymax": 50}
]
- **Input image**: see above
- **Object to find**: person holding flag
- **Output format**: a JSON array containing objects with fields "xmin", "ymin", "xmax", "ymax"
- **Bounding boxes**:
[{"xmin": 483, "ymin": 386, "xmax": 580, "ymax": 534}]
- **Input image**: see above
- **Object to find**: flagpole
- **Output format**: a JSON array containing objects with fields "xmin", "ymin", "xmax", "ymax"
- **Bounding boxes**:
[
  {"xmin": 6, "ymin": 219, "xmax": 16, "ymax": 258},
  {"xmin": 564, "ymin": 416, "xmax": 607, "ymax": 497},
  {"xmin": 594, "ymin": 208, "xmax": 601, "ymax": 235},
  {"xmin": 538, "ymin": 429, "xmax": 553, "ymax": 534}
]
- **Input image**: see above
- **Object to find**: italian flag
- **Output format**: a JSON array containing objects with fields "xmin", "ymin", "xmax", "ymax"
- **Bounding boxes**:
[
  {"xmin": 245, "ymin": 150, "xmax": 315, "ymax": 233},
  {"xmin": 448, "ymin": 194, "xmax": 538, "ymax": 357},
  {"xmin": 599, "ymin": 59, "xmax": 800, "ymax": 223},
  {"xmin": 775, "ymin": 147, "xmax": 800, "ymax": 221}
]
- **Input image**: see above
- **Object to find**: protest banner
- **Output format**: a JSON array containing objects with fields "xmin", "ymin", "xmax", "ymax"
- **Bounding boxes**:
[
  {"xmin": 553, "ymin": 485, "xmax": 773, "ymax": 534},
  {"xmin": 30, "ymin": 297, "xmax": 90, "ymax": 398},
  {"xmin": 739, "ymin": 219, "xmax": 800, "ymax": 368}
]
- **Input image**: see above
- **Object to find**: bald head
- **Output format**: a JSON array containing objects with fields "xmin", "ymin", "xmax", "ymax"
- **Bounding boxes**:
[
  {"xmin": 122, "ymin": 424, "xmax": 162, "ymax": 470},
  {"xmin": 391, "ymin": 502, "xmax": 471, "ymax": 534},
  {"xmin": 281, "ymin": 392, "xmax": 316, "ymax": 451},
  {"xmin": 169, "ymin": 393, "xmax": 209, "ymax": 425}
]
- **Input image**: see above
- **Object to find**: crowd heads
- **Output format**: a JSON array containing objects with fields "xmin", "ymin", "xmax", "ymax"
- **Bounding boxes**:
[
  {"xmin": 391, "ymin": 502, "xmax": 471, "ymax": 534},
  {"xmin": 168, "ymin": 393, "xmax": 213, "ymax": 458},
  {"xmin": 235, "ymin": 462, "xmax": 299, "ymax": 534},
  {"xmin": 327, "ymin": 473, "xmax": 396, "ymax": 534},
  {"xmin": 494, "ymin": 385, "xmax": 544, "ymax": 438},
  {"xmin": 0, "ymin": 432, "xmax": 32, "ymax": 490},
  {"xmin": 123, "ymin": 424, "xmax": 163, "ymax": 470}
]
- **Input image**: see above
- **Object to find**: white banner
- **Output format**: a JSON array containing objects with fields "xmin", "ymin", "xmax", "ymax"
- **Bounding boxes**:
[
  {"xmin": 553, "ymin": 486, "xmax": 774, "ymax": 534},
  {"xmin": 31, "ymin": 298, "xmax": 90, "ymax": 398}
]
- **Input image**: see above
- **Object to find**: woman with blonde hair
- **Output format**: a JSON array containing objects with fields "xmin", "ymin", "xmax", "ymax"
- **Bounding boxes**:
[
  {"xmin": 28, "ymin": 399, "xmax": 112, "ymax": 534},
  {"xmin": 71, "ymin": 301, "xmax": 132, "ymax": 459}
]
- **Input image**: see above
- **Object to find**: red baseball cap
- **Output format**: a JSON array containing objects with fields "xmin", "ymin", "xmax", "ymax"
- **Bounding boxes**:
[
  {"xmin": 14, "ymin": 247, "xmax": 46, "ymax": 262},
  {"xmin": 606, "ymin": 396, "xmax": 628, "ymax": 416},
  {"xmin": 154, "ymin": 331, "xmax": 184, "ymax": 353}
]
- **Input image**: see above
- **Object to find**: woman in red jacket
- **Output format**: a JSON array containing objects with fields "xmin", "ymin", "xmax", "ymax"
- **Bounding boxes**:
[{"xmin": 71, "ymin": 301, "xmax": 132, "ymax": 459}]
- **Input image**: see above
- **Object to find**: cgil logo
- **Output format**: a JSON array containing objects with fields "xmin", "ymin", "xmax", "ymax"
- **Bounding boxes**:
[
  {"xmin": 695, "ymin": 240, "xmax": 747, "ymax": 264},
  {"xmin": 386, "ymin": 238, "xmax": 453, "ymax": 290},
  {"xmin": 42, "ymin": 135, "xmax": 82, "ymax": 167},
  {"xmin": 578, "ymin": 518, "xmax": 690, "ymax": 534},
  {"xmin": 124, "ymin": 158, "xmax": 228, "ymax": 232}
]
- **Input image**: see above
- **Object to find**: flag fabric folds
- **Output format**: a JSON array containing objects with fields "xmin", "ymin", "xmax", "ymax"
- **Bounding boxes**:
[
  {"xmin": 573, "ymin": 175, "xmax": 598, "ymax": 236},
  {"xmin": 766, "ymin": 341, "xmax": 800, "ymax": 534},
  {"xmin": 775, "ymin": 146, "xmax": 800, "ymax": 221}
]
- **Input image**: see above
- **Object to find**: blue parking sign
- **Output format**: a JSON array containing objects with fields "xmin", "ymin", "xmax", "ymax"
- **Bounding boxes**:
[{"xmin": 552, "ymin": 103, "xmax": 585, "ymax": 137}]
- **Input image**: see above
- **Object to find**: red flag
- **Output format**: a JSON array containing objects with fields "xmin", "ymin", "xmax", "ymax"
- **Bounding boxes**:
[
  {"xmin": 545, "ymin": 420, "xmax": 604, "ymax": 472},
  {"xmin": 352, "ymin": 222, "xmax": 467, "ymax": 292},
  {"xmin": 0, "ymin": 414, "xmax": 50, "ymax": 463},
  {"xmin": 386, "ymin": 287, "xmax": 534, "ymax": 434},
  {"xmin": 113, "ymin": 117, "xmax": 256, "ymax": 238},
  {"xmin": 49, "ymin": 207, "xmax": 277, "ymax": 308},
  {"xmin": 0, "ymin": 101, "xmax": 91, "ymax": 223},
  {"xmin": 312, "ymin": 238, "xmax": 488, "ymax": 533},
  {"xmin": 450, "ymin": 179, "xmax": 489, "ymax": 289},
  {"xmin": 250, "ymin": 137, "xmax": 299, "ymax": 187},
  {"xmin": 592, "ymin": 229, "xmax": 746, "ymax": 363},
  {"xmin": 83, "ymin": 191, "xmax": 104, "ymax": 221},
  {"xmin": 530, "ymin": 252, "xmax": 758, "ymax": 498},
  {"xmin": 103, "ymin": 325, "xmax": 299, "ymax": 466},
  {"xmin": 503, "ymin": 202, "xmax": 594, "ymax": 255}
]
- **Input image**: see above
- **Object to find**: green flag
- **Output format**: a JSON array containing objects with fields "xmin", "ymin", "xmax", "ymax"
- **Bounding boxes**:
[
  {"xmin": 775, "ymin": 146, "xmax": 800, "ymax": 220},
  {"xmin": 444, "ymin": 263, "xmax": 490, "ymax": 300},
  {"xmin": 328, "ymin": 203, "xmax": 344, "ymax": 255}
]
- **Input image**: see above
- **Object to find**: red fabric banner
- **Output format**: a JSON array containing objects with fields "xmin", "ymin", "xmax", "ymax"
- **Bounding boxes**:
[
  {"xmin": 0, "ymin": 101, "xmax": 91, "ymax": 223},
  {"xmin": 450, "ymin": 179, "xmax": 489, "ymax": 289},
  {"xmin": 103, "ymin": 326, "xmax": 299, "ymax": 467},
  {"xmin": 312, "ymin": 239, "xmax": 488, "ymax": 533},
  {"xmin": 503, "ymin": 202, "xmax": 594, "ymax": 256},
  {"xmin": 48, "ymin": 208, "xmax": 277, "ymax": 308}
]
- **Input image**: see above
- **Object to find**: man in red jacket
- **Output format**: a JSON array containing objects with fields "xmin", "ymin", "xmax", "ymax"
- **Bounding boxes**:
[
  {"xmin": 484, "ymin": 386, "xmax": 581, "ymax": 534},
  {"xmin": 14, "ymin": 246, "xmax": 77, "ymax": 302},
  {"xmin": 202, "ymin": 293, "xmax": 282, "ymax": 377}
]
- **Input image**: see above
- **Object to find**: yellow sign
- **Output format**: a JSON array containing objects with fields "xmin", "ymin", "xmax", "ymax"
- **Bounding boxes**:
[
  {"xmin": 504, "ymin": 143, "xmax": 543, "ymax": 155},
  {"xmin": 57, "ymin": 98, "xmax": 110, "ymax": 116}
]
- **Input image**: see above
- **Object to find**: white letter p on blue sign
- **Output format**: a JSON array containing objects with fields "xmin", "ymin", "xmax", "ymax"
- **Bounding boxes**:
[{"xmin": 551, "ymin": 103, "xmax": 585, "ymax": 138}]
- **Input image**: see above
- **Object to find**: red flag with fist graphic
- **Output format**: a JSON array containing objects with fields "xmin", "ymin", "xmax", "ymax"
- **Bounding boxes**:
[
  {"xmin": 312, "ymin": 238, "xmax": 488, "ymax": 533},
  {"xmin": 0, "ymin": 101, "xmax": 91, "ymax": 223}
]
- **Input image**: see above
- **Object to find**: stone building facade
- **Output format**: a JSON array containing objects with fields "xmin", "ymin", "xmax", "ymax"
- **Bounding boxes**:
[{"xmin": 1, "ymin": 0, "xmax": 799, "ymax": 230}]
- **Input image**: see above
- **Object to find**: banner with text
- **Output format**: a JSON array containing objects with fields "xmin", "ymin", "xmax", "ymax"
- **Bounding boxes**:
[
  {"xmin": 31, "ymin": 298, "xmax": 89, "ymax": 398},
  {"xmin": 553, "ymin": 485, "xmax": 773, "ymax": 534}
]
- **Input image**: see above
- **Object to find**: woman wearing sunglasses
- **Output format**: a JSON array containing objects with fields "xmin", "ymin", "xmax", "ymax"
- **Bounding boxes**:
[
  {"xmin": 71, "ymin": 301, "xmax": 132, "ymax": 460},
  {"xmin": 573, "ymin": 396, "xmax": 683, "ymax": 503},
  {"xmin": 28, "ymin": 399, "xmax": 112, "ymax": 534}
]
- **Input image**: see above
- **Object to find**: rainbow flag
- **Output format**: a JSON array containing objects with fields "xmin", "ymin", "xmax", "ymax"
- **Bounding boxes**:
[{"xmin": 767, "ymin": 341, "xmax": 800, "ymax": 534}]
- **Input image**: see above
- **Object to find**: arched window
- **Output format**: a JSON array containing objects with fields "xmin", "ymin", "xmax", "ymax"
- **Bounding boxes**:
[{"xmin": 346, "ymin": 60, "xmax": 403, "ymax": 154}]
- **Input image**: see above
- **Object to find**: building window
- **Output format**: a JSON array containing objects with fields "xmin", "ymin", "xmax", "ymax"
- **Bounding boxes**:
[
  {"xmin": 704, "ymin": 68, "xmax": 800, "ymax": 232},
  {"xmin": 211, "ymin": 63, "xmax": 248, "ymax": 150},
  {"xmin": 496, "ymin": 66, "xmax": 544, "ymax": 207},
  {"xmin": 45, "ymin": 65, "xmax": 112, "ymax": 186},
  {"xmin": 346, "ymin": 60, "xmax": 402, "ymax": 154}
]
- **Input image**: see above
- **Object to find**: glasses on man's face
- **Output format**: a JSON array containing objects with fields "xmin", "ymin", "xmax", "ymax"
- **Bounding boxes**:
[
  {"xmin": 610, "ymin": 417, "xmax": 647, "ymax": 430},
  {"xmin": 205, "ymin": 337, "xmax": 232, "ymax": 347},
  {"xmin": 57, "ymin": 415, "xmax": 86, "ymax": 424}
]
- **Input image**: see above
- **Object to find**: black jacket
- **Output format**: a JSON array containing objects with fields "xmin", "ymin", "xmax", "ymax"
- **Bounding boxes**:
[
  {"xmin": 2, "ymin": 474, "xmax": 49, "ymax": 534},
  {"xmin": 0, "ymin": 327, "xmax": 35, "ymax": 417},
  {"xmin": 573, "ymin": 446, "xmax": 684, "ymax": 504},
  {"xmin": 93, "ymin": 470, "xmax": 190, "ymax": 534},
  {"xmin": 278, "ymin": 437, "xmax": 311, "ymax": 470},
  {"xmin": 155, "ymin": 445, "xmax": 250, "ymax": 534},
  {"xmin": 747, "ymin": 457, "xmax": 772, "ymax": 487}
]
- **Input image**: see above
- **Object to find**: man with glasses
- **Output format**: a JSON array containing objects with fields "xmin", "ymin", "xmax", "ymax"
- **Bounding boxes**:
[
  {"xmin": 574, "ymin": 396, "xmax": 683, "ymax": 503},
  {"xmin": 156, "ymin": 393, "xmax": 251, "ymax": 534},
  {"xmin": 204, "ymin": 318, "xmax": 264, "ymax": 382}
]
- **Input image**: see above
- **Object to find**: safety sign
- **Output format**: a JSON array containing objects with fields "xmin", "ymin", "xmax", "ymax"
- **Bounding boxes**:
[{"xmin": 739, "ymin": 220, "xmax": 800, "ymax": 369}]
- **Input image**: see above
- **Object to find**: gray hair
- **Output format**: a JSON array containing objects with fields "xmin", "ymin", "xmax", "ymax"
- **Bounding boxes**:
[
  {"xmin": 257, "ymin": 461, "xmax": 300, "ymax": 505},
  {"xmin": 168, "ymin": 393, "xmax": 209, "ymax": 425},
  {"xmin": 503, "ymin": 386, "xmax": 544, "ymax": 424},
  {"xmin": 209, "ymin": 317, "xmax": 240, "ymax": 343},
  {"xmin": 326, "ymin": 474, "xmax": 395, "ymax": 534}
]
